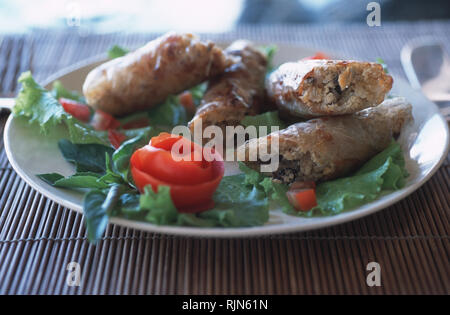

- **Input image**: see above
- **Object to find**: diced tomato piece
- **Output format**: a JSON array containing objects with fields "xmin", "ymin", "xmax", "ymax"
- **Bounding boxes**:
[
  {"xmin": 108, "ymin": 129, "xmax": 127, "ymax": 149},
  {"xmin": 59, "ymin": 98, "xmax": 92, "ymax": 122},
  {"xmin": 302, "ymin": 52, "xmax": 330, "ymax": 60},
  {"xmin": 178, "ymin": 91, "xmax": 196, "ymax": 115},
  {"xmin": 286, "ymin": 187, "xmax": 317, "ymax": 212},
  {"xmin": 90, "ymin": 109, "xmax": 121, "ymax": 131}
]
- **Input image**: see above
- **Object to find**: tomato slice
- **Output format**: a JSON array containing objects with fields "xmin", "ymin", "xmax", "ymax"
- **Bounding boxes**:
[
  {"xmin": 108, "ymin": 129, "xmax": 127, "ymax": 149},
  {"xmin": 90, "ymin": 109, "xmax": 121, "ymax": 130},
  {"xmin": 59, "ymin": 98, "xmax": 92, "ymax": 122}
]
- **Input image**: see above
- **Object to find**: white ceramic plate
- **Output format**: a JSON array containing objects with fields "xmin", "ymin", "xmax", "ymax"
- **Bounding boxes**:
[{"xmin": 4, "ymin": 44, "xmax": 449, "ymax": 237}]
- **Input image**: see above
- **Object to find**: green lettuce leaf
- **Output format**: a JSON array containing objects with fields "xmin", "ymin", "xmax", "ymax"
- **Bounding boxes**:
[
  {"xmin": 14, "ymin": 72, "xmax": 160, "ymax": 147},
  {"xmin": 239, "ymin": 162, "xmax": 295, "ymax": 214},
  {"xmin": 13, "ymin": 71, "xmax": 67, "ymax": 134},
  {"xmin": 201, "ymin": 174, "xmax": 269, "ymax": 227},
  {"xmin": 108, "ymin": 45, "xmax": 129, "ymax": 59},
  {"xmin": 140, "ymin": 185, "xmax": 179, "ymax": 225},
  {"xmin": 239, "ymin": 141, "xmax": 408, "ymax": 217},
  {"xmin": 311, "ymin": 140, "xmax": 408, "ymax": 215},
  {"xmin": 51, "ymin": 80, "xmax": 86, "ymax": 103},
  {"xmin": 240, "ymin": 111, "xmax": 286, "ymax": 137}
]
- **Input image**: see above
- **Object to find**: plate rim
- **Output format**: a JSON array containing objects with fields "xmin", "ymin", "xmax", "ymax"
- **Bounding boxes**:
[{"xmin": 4, "ymin": 46, "xmax": 450, "ymax": 238}]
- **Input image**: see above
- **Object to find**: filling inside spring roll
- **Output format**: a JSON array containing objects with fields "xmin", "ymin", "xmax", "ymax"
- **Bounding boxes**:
[
  {"xmin": 300, "ymin": 62, "xmax": 391, "ymax": 111},
  {"xmin": 268, "ymin": 60, "xmax": 393, "ymax": 117}
]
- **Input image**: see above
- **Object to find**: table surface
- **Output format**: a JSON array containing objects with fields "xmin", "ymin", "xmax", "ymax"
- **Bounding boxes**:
[{"xmin": 0, "ymin": 22, "xmax": 449, "ymax": 295}]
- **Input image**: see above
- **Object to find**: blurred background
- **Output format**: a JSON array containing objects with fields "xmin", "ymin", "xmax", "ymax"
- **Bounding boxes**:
[{"xmin": 1, "ymin": 0, "xmax": 450, "ymax": 34}]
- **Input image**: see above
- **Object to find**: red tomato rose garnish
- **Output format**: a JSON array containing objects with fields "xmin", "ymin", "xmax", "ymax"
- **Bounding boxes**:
[{"xmin": 130, "ymin": 133, "xmax": 224, "ymax": 213}]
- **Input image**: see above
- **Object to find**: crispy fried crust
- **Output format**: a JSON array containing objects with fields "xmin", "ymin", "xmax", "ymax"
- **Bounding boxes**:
[
  {"xmin": 82, "ymin": 32, "xmax": 233, "ymax": 116},
  {"xmin": 266, "ymin": 60, "xmax": 393, "ymax": 118},
  {"xmin": 237, "ymin": 97, "xmax": 413, "ymax": 184},
  {"xmin": 188, "ymin": 40, "xmax": 267, "ymax": 143}
]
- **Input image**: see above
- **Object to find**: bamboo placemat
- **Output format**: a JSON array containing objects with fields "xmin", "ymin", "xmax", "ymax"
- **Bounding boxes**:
[{"xmin": 0, "ymin": 22, "xmax": 449, "ymax": 295}]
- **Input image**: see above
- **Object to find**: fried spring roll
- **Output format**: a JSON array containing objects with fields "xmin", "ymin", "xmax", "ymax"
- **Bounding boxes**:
[
  {"xmin": 83, "ymin": 32, "xmax": 233, "ymax": 116},
  {"xmin": 237, "ymin": 97, "xmax": 412, "ymax": 184},
  {"xmin": 266, "ymin": 60, "xmax": 393, "ymax": 118},
  {"xmin": 188, "ymin": 40, "xmax": 267, "ymax": 143}
]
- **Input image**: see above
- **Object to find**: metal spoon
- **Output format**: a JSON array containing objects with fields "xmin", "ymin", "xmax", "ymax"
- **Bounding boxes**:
[{"xmin": 401, "ymin": 38, "xmax": 450, "ymax": 120}]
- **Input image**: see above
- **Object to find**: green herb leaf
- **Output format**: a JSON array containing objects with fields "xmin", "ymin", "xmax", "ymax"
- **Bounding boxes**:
[
  {"xmin": 112, "ymin": 130, "xmax": 159, "ymax": 184},
  {"xmin": 376, "ymin": 57, "xmax": 389, "ymax": 74},
  {"xmin": 37, "ymin": 171, "xmax": 109, "ymax": 189},
  {"xmin": 58, "ymin": 139, "xmax": 114, "ymax": 173},
  {"xmin": 83, "ymin": 184, "xmax": 124, "ymax": 242},
  {"xmin": 83, "ymin": 190, "xmax": 109, "ymax": 242},
  {"xmin": 148, "ymin": 95, "xmax": 188, "ymax": 127}
]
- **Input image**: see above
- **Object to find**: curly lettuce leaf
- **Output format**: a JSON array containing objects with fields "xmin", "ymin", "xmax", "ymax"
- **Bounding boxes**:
[
  {"xmin": 51, "ymin": 80, "xmax": 86, "ymax": 103},
  {"xmin": 13, "ymin": 72, "xmax": 159, "ymax": 146},
  {"xmin": 13, "ymin": 71, "xmax": 67, "ymax": 134},
  {"xmin": 201, "ymin": 174, "xmax": 269, "ymax": 226},
  {"xmin": 239, "ymin": 141, "xmax": 408, "ymax": 216},
  {"xmin": 311, "ymin": 140, "xmax": 408, "ymax": 215},
  {"xmin": 139, "ymin": 185, "xmax": 179, "ymax": 225}
]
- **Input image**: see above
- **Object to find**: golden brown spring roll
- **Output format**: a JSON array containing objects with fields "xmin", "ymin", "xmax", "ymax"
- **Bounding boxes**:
[
  {"xmin": 237, "ymin": 97, "xmax": 412, "ymax": 184},
  {"xmin": 83, "ymin": 32, "xmax": 233, "ymax": 116},
  {"xmin": 266, "ymin": 60, "xmax": 393, "ymax": 118},
  {"xmin": 188, "ymin": 40, "xmax": 267, "ymax": 144}
]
